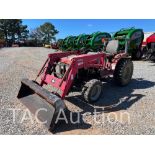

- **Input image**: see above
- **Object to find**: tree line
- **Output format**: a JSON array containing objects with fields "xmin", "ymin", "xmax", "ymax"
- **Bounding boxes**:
[{"xmin": 0, "ymin": 19, "xmax": 58, "ymax": 47}]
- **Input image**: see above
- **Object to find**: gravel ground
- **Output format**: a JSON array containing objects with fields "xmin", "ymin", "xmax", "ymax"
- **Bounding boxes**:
[{"xmin": 0, "ymin": 47, "xmax": 155, "ymax": 135}]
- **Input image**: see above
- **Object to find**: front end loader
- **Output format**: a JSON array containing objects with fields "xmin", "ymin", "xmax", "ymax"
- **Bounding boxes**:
[{"xmin": 17, "ymin": 40, "xmax": 133, "ymax": 130}]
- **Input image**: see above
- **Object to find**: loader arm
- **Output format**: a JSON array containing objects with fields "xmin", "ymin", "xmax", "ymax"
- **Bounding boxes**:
[
  {"xmin": 40, "ymin": 52, "xmax": 107, "ymax": 99},
  {"xmin": 17, "ymin": 51, "xmax": 79, "ymax": 129}
]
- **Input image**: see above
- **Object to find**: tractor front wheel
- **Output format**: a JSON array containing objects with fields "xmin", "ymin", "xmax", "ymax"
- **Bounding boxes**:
[
  {"xmin": 114, "ymin": 58, "xmax": 133, "ymax": 86},
  {"xmin": 82, "ymin": 79, "xmax": 102, "ymax": 104}
]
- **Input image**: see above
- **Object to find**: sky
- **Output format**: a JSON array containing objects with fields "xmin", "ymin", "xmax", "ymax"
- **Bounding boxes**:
[{"xmin": 22, "ymin": 19, "xmax": 155, "ymax": 39}]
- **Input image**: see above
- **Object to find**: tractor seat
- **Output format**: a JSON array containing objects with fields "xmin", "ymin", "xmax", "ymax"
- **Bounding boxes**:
[{"xmin": 106, "ymin": 40, "xmax": 119, "ymax": 54}]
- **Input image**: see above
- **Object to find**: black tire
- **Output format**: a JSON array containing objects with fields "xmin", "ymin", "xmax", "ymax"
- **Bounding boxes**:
[
  {"xmin": 82, "ymin": 79, "xmax": 102, "ymax": 104},
  {"xmin": 150, "ymin": 51, "xmax": 155, "ymax": 62},
  {"xmin": 132, "ymin": 50, "xmax": 143, "ymax": 60},
  {"xmin": 142, "ymin": 46, "xmax": 147, "ymax": 58},
  {"xmin": 114, "ymin": 58, "xmax": 133, "ymax": 86}
]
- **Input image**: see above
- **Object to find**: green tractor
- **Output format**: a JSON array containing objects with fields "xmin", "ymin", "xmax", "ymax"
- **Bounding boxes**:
[{"xmin": 112, "ymin": 27, "xmax": 144, "ymax": 60}]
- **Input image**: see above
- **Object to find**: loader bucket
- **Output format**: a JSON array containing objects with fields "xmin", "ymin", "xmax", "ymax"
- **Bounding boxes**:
[{"xmin": 17, "ymin": 79, "xmax": 66, "ymax": 129}]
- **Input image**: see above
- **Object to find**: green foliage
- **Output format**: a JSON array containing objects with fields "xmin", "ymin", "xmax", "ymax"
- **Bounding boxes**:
[
  {"xmin": 30, "ymin": 22, "xmax": 58, "ymax": 45},
  {"xmin": 0, "ymin": 19, "xmax": 29, "ymax": 46},
  {"xmin": 0, "ymin": 20, "xmax": 58, "ymax": 47}
]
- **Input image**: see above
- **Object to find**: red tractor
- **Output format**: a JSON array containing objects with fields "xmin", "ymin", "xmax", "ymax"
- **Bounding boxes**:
[
  {"xmin": 17, "ymin": 40, "xmax": 133, "ymax": 129},
  {"xmin": 142, "ymin": 32, "xmax": 155, "ymax": 61}
]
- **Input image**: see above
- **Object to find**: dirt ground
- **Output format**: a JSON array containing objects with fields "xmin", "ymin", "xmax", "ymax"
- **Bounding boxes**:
[{"xmin": 0, "ymin": 47, "xmax": 155, "ymax": 135}]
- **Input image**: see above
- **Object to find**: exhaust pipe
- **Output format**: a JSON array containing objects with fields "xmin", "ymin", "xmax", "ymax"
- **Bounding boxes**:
[{"xmin": 17, "ymin": 79, "xmax": 66, "ymax": 129}]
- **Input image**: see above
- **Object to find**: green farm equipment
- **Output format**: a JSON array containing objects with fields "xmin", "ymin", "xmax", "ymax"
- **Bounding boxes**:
[
  {"xmin": 60, "ymin": 36, "xmax": 77, "ymax": 51},
  {"xmin": 84, "ymin": 31, "xmax": 111, "ymax": 52},
  {"xmin": 75, "ymin": 32, "xmax": 111, "ymax": 53},
  {"xmin": 58, "ymin": 31, "xmax": 111, "ymax": 53},
  {"xmin": 58, "ymin": 36, "xmax": 71, "ymax": 50},
  {"xmin": 60, "ymin": 34, "xmax": 90, "ymax": 51},
  {"xmin": 66, "ymin": 36, "xmax": 77, "ymax": 50},
  {"xmin": 113, "ymin": 27, "xmax": 144, "ymax": 59},
  {"xmin": 74, "ymin": 34, "xmax": 90, "ymax": 51}
]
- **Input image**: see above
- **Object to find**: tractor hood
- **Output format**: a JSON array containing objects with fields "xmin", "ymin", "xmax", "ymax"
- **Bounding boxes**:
[{"xmin": 59, "ymin": 54, "xmax": 78, "ymax": 64}]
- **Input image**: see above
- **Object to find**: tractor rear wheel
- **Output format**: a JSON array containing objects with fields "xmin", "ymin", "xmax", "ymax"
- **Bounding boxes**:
[
  {"xmin": 82, "ymin": 79, "xmax": 102, "ymax": 104},
  {"xmin": 114, "ymin": 58, "xmax": 133, "ymax": 86}
]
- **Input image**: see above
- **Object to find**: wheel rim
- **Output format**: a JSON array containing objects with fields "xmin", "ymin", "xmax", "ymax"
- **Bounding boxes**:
[{"xmin": 90, "ymin": 85, "xmax": 102, "ymax": 101}]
